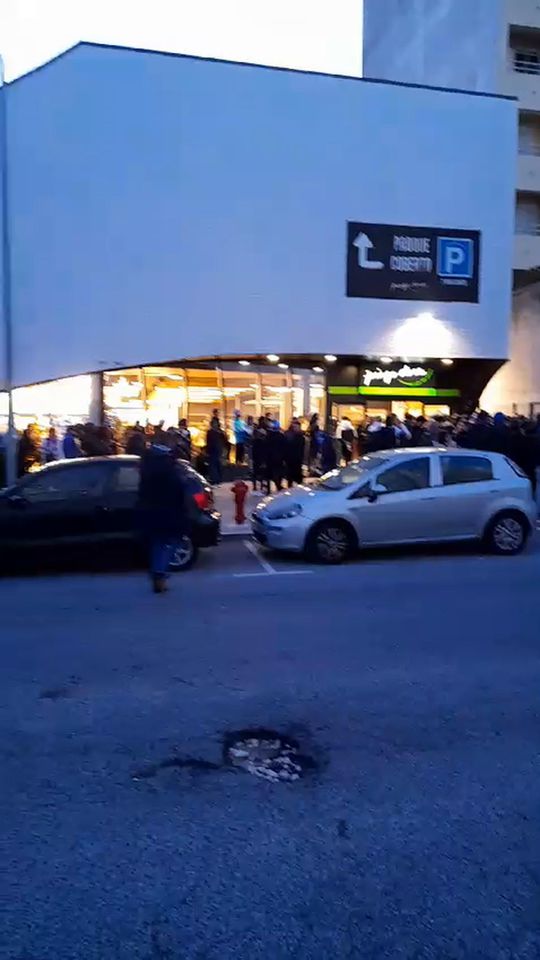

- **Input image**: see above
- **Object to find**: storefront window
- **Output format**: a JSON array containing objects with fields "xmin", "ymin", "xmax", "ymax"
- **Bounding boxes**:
[
  {"xmin": 100, "ymin": 362, "xmax": 327, "ymax": 449},
  {"xmin": 0, "ymin": 375, "xmax": 92, "ymax": 432},
  {"xmin": 103, "ymin": 369, "xmax": 145, "ymax": 425}
]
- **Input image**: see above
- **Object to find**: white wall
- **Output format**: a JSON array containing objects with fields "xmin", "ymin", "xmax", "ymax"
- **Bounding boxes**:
[
  {"xmin": 2, "ymin": 43, "xmax": 516, "ymax": 387},
  {"xmin": 363, "ymin": 0, "xmax": 505, "ymax": 93}
]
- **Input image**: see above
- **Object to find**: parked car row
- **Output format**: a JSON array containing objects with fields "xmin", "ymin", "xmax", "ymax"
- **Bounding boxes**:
[
  {"xmin": 0, "ymin": 456, "xmax": 220, "ymax": 571},
  {"xmin": 251, "ymin": 448, "xmax": 537, "ymax": 562},
  {"xmin": 0, "ymin": 448, "xmax": 537, "ymax": 571}
]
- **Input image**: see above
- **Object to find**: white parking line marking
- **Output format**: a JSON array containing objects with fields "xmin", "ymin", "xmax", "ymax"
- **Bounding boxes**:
[
  {"xmin": 240, "ymin": 540, "xmax": 313, "ymax": 578},
  {"xmin": 243, "ymin": 539, "xmax": 276, "ymax": 574},
  {"xmin": 233, "ymin": 570, "xmax": 312, "ymax": 578}
]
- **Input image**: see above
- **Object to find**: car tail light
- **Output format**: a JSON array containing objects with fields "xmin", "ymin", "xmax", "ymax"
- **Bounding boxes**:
[{"xmin": 193, "ymin": 490, "xmax": 211, "ymax": 510}]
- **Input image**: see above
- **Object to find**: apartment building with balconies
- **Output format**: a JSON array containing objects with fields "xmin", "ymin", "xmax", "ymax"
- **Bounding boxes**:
[{"xmin": 362, "ymin": 0, "xmax": 540, "ymax": 411}]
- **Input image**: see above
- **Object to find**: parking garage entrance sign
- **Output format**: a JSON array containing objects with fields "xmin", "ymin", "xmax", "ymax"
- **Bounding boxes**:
[{"xmin": 346, "ymin": 222, "xmax": 480, "ymax": 303}]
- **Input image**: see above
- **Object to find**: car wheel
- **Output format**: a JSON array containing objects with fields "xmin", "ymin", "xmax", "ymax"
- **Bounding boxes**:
[
  {"xmin": 169, "ymin": 535, "xmax": 198, "ymax": 571},
  {"xmin": 485, "ymin": 511, "xmax": 528, "ymax": 556},
  {"xmin": 305, "ymin": 520, "xmax": 355, "ymax": 564}
]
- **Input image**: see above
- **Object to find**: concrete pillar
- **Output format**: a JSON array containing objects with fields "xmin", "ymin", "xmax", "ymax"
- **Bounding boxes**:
[{"xmin": 89, "ymin": 372, "xmax": 104, "ymax": 424}]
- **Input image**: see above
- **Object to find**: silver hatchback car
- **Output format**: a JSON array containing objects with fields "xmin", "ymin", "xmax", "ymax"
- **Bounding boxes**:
[{"xmin": 251, "ymin": 448, "xmax": 537, "ymax": 563}]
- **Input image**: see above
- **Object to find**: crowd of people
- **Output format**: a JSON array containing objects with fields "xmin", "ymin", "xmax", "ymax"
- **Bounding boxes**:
[{"xmin": 5, "ymin": 407, "xmax": 540, "ymax": 493}]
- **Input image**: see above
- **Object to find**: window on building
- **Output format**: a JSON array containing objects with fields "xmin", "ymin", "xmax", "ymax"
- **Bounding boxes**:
[
  {"xmin": 376, "ymin": 458, "xmax": 430, "ymax": 494},
  {"xmin": 516, "ymin": 192, "xmax": 540, "ymax": 235},
  {"xmin": 519, "ymin": 115, "xmax": 540, "ymax": 155},
  {"xmin": 441, "ymin": 456, "xmax": 493, "ymax": 486},
  {"xmin": 510, "ymin": 27, "xmax": 540, "ymax": 74}
]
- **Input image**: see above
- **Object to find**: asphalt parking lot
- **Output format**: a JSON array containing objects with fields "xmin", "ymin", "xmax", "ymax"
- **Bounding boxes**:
[{"xmin": 3, "ymin": 534, "xmax": 540, "ymax": 958}]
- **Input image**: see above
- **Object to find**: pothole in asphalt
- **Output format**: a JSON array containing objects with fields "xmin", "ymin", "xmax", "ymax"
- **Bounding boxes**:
[{"xmin": 223, "ymin": 728, "xmax": 316, "ymax": 783}]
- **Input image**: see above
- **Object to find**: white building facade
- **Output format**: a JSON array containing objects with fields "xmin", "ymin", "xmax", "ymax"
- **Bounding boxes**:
[{"xmin": 0, "ymin": 42, "xmax": 516, "ymax": 431}]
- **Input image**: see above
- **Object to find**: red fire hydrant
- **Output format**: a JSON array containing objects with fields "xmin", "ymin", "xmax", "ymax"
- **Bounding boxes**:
[{"xmin": 231, "ymin": 479, "xmax": 249, "ymax": 525}]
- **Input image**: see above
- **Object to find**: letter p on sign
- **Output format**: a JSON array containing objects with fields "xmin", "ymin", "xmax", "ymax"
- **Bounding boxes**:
[{"xmin": 437, "ymin": 237, "xmax": 473, "ymax": 279}]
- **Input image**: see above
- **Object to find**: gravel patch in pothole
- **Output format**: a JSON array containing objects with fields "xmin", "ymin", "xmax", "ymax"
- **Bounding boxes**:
[{"xmin": 224, "ymin": 728, "xmax": 315, "ymax": 783}]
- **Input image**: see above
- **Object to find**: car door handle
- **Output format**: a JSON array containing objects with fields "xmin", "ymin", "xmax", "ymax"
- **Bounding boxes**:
[
  {"xmin": 421, "ymin": 496, "xmax": 437, "ymax": 501},
  {"xmin": 95, "ymin": 504, "xmax": 110, "ymax": 512}
]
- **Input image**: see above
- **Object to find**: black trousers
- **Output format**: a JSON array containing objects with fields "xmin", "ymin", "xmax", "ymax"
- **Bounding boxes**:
[
  {"xmin": 286, "ymin": 463, "xmax": 303, "ymax": 487},
  {"xmin": 266, "ymin": 466, "xmax": 283, "ymax": 492},
  {"xmin": 235, "ymin": 442, "xmax": 245, "ymax": 464}
]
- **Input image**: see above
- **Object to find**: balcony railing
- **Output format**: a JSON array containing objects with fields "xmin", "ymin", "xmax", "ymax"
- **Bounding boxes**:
[
  {"xmin": 511, "ymin": 53, "xmax": 540, "ymax": 74},
  {"xmin": 519, "ymin": 142, "xmax": 540, "ymax": 155}
]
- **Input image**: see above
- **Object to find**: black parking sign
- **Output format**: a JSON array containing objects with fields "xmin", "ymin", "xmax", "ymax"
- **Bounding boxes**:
[{"xmin": 346, "ymin": 222, "xmax": 480, "ymax": 303}]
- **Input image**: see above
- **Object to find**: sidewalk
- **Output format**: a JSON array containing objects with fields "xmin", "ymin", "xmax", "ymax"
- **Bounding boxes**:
[{"xmin": 212, "ymin": 482, "xmax": 265, "ymax": 536}]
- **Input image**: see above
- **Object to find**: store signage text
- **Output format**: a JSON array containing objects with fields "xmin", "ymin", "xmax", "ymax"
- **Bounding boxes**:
[
  {"xmin": 346, "ymin": 222, "xmax": 480, "ymax": 303},
  {"xmin": 362, "ymin": 365, "xmax": 433, "ymax": 388}
]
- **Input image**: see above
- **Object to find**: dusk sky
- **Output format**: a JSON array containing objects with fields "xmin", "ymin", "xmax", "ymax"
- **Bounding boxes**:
[{"xmin": 0, "ymin": 0, "xmax": 362, "ymax": 80}]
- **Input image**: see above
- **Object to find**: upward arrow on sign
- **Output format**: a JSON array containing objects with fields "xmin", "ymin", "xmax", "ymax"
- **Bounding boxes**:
[{"xmin": 353, "ymin": 231, "xmax": 384, "ymax": 270}]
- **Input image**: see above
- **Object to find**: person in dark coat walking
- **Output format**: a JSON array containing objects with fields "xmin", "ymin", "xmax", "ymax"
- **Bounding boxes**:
[
  {"xmin": 284, "ymin": 420, "xmax": 305, "ymax": 487},
  {"xmin": 137, "ymin": 437, "xmax": 188, "ymax": 593}
]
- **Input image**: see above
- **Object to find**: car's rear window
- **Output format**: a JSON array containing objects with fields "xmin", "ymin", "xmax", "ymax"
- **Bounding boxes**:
[
  {"xmin": 442, "ymin": 455, "xmax": 493, "ymax": 486},
  {"xmin": 315, "ymin": 456, "xmax": 384, "ymax": 490}
]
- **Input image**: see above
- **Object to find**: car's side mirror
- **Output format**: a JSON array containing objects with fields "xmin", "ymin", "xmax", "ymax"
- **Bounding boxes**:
[{"xmin": 368, "ymin": 483, "xmax": 386, "ymax": 503}]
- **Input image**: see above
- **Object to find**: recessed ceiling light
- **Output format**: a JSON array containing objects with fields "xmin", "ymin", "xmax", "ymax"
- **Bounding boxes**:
[
  {"xmin": 380, "ymin": 356, "xmax": 392, "ymax": 364},
  {"xmin": 238, "ymin": 360, "xmax": 250, "ymax": 366},
  {"xmin": 266, "ymin": 354, "xmax": 280, "ymax": 363},
  {"xmin": 313, "ymin": 366, "xmax": 323, "ymax": 373},
  {"xmin": 278, "ymin": 362, "xmax": 289, "ymax": 369},
  {"xmin": 441, "ymin": 358, "xmax": 453, "ymax": 366},
  {"xmin": 324, "ymin": 354, "xmax": 337, "ymax": 363}
]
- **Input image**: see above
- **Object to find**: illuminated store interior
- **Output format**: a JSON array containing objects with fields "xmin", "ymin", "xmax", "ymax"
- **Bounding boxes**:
[{"xmin": 0, "ymin": 361, "xmax": 326, "ymax": 443}]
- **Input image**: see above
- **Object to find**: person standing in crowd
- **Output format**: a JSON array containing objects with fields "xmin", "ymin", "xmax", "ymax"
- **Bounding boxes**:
[
  {"xmin": 17, "ymin": 423, "xmax": 40, "ymax": 476},
  {"xmin": 125, "ymin": 424, "xmax": 147, "ymax": 457},
  {"xmin": 266, "ymin": 421, "xmax": 286, "ymax": 493},
  {"xmin": 320, "ymin": 429, "xmax": 338, "ymax": 473},
  {"xmin": 244, "ymin": 415, "xmax": 255, "ymax": 475},
  {"xmin": 508, "ymin": 418, "xmax": 539, "ymax": 494},
  {"xmin": 251, "ymin": 417, "xmax": 268, "ymax": 492},
  {"xmin": 233, "ymin": 410, "xmax": 248, "ymax": 465},
  {"xmin": 456, "ymin": 410, "xmax": 493, "ymax": 451},
  {"xmin": 284, "ymin": 419, "xmax": 305, "ymax": 487},
  {"xmin": 137, "ymin": 434, "xmax": 187, "ymax": 594},
  {"xmin": 42, "ymin": 427, "xmax": 60, "ymax": 464},
  {"xmin": 176, "ymin": 418, "xmax": 192, "ymax": 462},
  {"xmin": 336, "ymin": 415, "xmax": 355, "ymax": 464},
  {"xmin": 308, "ymin": 413, "xmax": 321, "ymax": 471},
  {"xmin": 206, "ymin": 418, "xmax": 225, "ymax": 485},
  {"xmin": 427, "ymin": 416, "xmax": 441, "ymax": 445},
  {"xmin": 366, "ymin": 415, "xmax": 409, "ymax": 452},
  {"xmin": 62, "ymin": 425, "xmax": 82, "ymax": 459},
  {"xmin": 409, "ymin": 415, "xmax": 432, "ymax": 447}
]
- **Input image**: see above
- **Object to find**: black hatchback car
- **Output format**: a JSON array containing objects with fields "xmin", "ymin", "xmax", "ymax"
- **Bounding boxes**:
[{"xmin": 0, "ymin": 456, "xmax": 220, "ymax": 571}]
